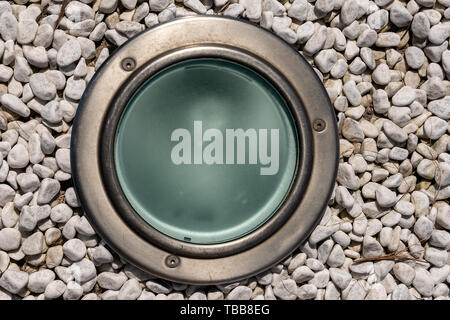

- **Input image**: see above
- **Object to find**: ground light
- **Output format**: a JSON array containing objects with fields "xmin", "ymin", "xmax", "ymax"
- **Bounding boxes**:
[{"xmin": 71, "ymin": 16, "xmax": 339, "ymax": 284}]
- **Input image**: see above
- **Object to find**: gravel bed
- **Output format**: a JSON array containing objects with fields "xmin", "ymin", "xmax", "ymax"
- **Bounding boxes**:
[{"xmin": 0, "ymin": 0, "xmax": 449, "ymax": 300}]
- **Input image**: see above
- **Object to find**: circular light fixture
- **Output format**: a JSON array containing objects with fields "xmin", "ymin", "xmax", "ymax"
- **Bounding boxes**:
[{"xmin": 71, "ymin": 16, "xmax": 338, "ymax": 284}]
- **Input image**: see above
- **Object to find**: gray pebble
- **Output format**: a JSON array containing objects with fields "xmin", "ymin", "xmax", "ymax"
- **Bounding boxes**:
[
  {"xmin": 44, "ymin": 280, "xmax": 66, "ymax": 299},
  {"xmin": 273, "ymin": 278, "xmax": 297, "ymax": 300},
  {"xmin": 17, "ymin": 19, "xmax": 38, "ymax": 45},
  {"xmin": 56, "ymin": 39, "xmax": 81, "ymax": 68},
  {"xmin": 33, "ymin": 24, "xmax": 54, "ymax": 48},
  {"xmin": 28, "ymin": 269, "xmax": 55, "ymax": 293},
  {"xmin": 0, "ymin": 270, "xmax": 28, "ymax": 294},
  {"xmin": 7, "ymin": 144, "xmax": 29, "ymax": 169},
  {"xmin": 98, "ymin": 272, "xmax": 127, "ymax": 290},
  {"xmin": 389, "ymin": 3, "xmax": 412, "ymax": 27},
  {"xmin": 383, "ymin": 121, "xmax": 407, "ymax": 144},
  {"xmin": 22, "ymin": 231, "xmax": 46, "ymax": 255},
  {"xmin": 0, "ymin": 94, "xmax": 30, "ymax": 117},
  {"xmin": 391, "ymin": 283, "xmax": 411, "ymax": 300},
  {"xmin": 226, "ymin": 286, "xmax": 252, "ymax": 300},
  {"xmin": 63, "ymin": 238, "xmax": 87, "ymax": 262},
  {"xmin": 288, "ymin": 0, "xmax": 308, "ymax": 22},
  {"xmin": 149, "ymin": 0, "xmax": 173, "ymax": 11},
  {"xmin": 376, "ymin": 185, "xmax": 397, "ymax": 207},
  {"xmin": 392, "ymin": 262, "xmax": 415, "ymax": 285},
  {"xmin": 63, "ymin": 281, "xmax": 83, "ymax": 300},
  {"xmin": 340, "ymin": 0, "xmax": 368, "ymax": 26},
  {"xmin": 37, "ymin": 178, "xmax": 60, "ymax": 205},
  {"xmin": 424, "ymin": 247, "xmax": 448, "ymax": 267},
  {"xmin": 146, "ymin": 280, "xmax": 172, "ymax": 294},
  {"xmin": 420, "ymin": 77, "xmax": 446, "ymax": 100},
  {"xmin": 19, "ymin": 206, "xmax": 37, "ymax": 231},
  {"xmin": 99, "ymin": 0, "xmax": 118, "ymax": 13},
  {"xmin": 329, "ymin": 268, "xmax": 352, "ymax": 290},
  {"xmin": 414, "ymin": 216, "xmax": 434, "ymax": 240},
  {"xmin": 29, "ymin": 73, "xmax": 56, "ymax": 101},
  {"xmin": 0, "ymin": 228, "xmax": 21, "ymax": 251},
  {"xmin": 184, "ymin": 0, "xmax": 206, "ymax": 14},
  {"xmin": 292, "ymin": 266, "xmax": 314, "ymax": 283},
  {"xmin": 437, "ymin": 206, "xmax": 450, "ymax": 230},
  {"xmin": 405, "ymin": 46, "xmax": 425, "ymax": 69},
  {"xmin": 412, "ymin": 268, "xmax": 434, "ymax": 297},
  {"xmin": 298, "ymin": 284, "xmax": 317, "ymax": 300},
  {"xmin": 362, "ymin": 236, "xmax": 384, "ymax": 258},
  {"xmin": 69, "ymin": 258, "xmax": 96, "ymax": 283},
  {"xmin": 50, "ymin": 203, "xmax": 73, "ymax": 224},
  {"xmin": 411, "ymin": 12, "xmax": 430, "ymax": 39},
  {"xmin": 118, "ymin": 278, "xmax": 142, "ymax": 300},
  {"xmin": 428, "ymin": 23, "xmax": 450, "ymax": 45},
  {"xmin": 0, "ymin": 12, "xmax": 18, "ymax": 41},
  {"xmin": 367, "ymin": 9, "xmax": 388, "ymax": 31},
  {"xmin": 304, "ymin": 26, "xmax": 327, "ymax": 56},
  {"xmin": 376, "ymin": 32, "xmax": 400, "ymax": 47}
]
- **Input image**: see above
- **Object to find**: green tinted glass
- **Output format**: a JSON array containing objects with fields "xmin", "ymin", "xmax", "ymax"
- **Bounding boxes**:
[{"xmin": 114, "ymin": 59, "xmax": 298, "ymax": 244}]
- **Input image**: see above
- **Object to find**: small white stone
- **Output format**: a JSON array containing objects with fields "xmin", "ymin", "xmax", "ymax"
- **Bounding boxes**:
[
  {"xmin": 292, "ymin": 266, "xmax": 314, "ymax": 283},
  {"xmin": 184, "ymin": 0, "xmax": 206, "ymax": 14},
  {"xmin": 393, "ymin": 262, "xmax": 415, "ymax": 285},
  {"xmin": 405, "ymin": 46, "xmax": 425, "ymax": 69},
  {"xmin": 424, "ymin": 247, "xmax": 448, "ymax": 267},
  {"xmin": 273, "ymin": 279, "xmax": 297, "ymax": 300},
  {"xmin": 69, "ymin": 258, "xmax": 96, "ymax": 283},
  {"xmin": 43, "ymin": 280, "xmax": 66, "ymax": 299},
  {"xmin": 412, "ymin": 268, "xmax": 434, "ymax": 297},
  {"xmin": 226, "ymin": 286, "xmax": 252, "ymax": 300},
  {"xmin": 392, "ymin": 86, "xmax": 416, "ymax": 106},
  {"xmin": 99, "ymin": 0, "xmax": 119, "ymax": 13},
  {"xmin": 427, "ymin": 97, "xmax": 450, "ymax": 120},
  {"xmin": 0, "ymin": 94, "xmax": 30, "ymax": 117},
  {"xmin": 7, "ymin": 144, "xmax": 29, "ymax": 169},
  {"xmin": 50, "ymin": 203, "xmax": 73, "ymax": 224},
  {"xmin": 17, "ymin": 19, "xmax": 38, "ymax": 45},
  {"xmin": 55, "ymin": 148, "xmax": 71, "ymax": 173},
  {"xmin": 428, "ymin": 23, "xmax": 450, "ymax": 45},
  {"xmin": 29, "ymin": 73, "xmax": 56, "ymax": 101},
  {"xmin": 376, "ymin": 32, "xmax": 400, "ymax": 47},
  {"xmin": 0, "ymin": 228, "xmax": 21, "ymax": 251},
  {"xmin": 0, "ymin": 12, "xmax": 18, "ymax": 41},
  {"xmin": 372, "ymin": 63, "xmax": 391, "ymax": 85},
  {"xmin": 56, "ymin": 39, "xmax": 81, "ymax": 68},
  {"xmin": 0, "ymin": 270, "xmax": 28, "ymax": 294},
  {"xmin": 28, "ymin": 270, "xmax": 55, "ymax": 293},
  {"xmin": 437, "ymin": 206, "xmax": 450, "ymax": 230},
  {"xmin": 118, "ymin": 278, "xmax": 142, "ymax": 300},
  {"xmin": 298, "ymin": 284, "xmax": 317, "ymax": 300},
  {"xmin": 63, "ymin": 281, "xmax": 83, "ymax": 300},
  {"xmin": 304, "ymin": 26, "xmax": 327, "ymax": 56},
  {"xmin": 420, "ymin": 77, "xmax": 446, "ymax": 100},
  {"xmin": 22, "ymin": 231, "xmax": 46, "ymax": 255},
  {"xmin": 63, "ymin": 239, "xmax": 87, "ymax": 262},
  {"xmin": 414, "ymin": 216, "xmax": 434, "ymax": 240},
  {"xmin": 362, "ymin": 236, "xmax": 384, "ymax": 257},
  {"xmin": 98, "ymin": 272, "xmax": 128, "ymax": 290},
  {"xmin": 390, "ymin": 3, "xmax": 412, "ymax": 27},
  {"xmin": 329, "ymin": 268, "xmax": 352, "ymax": 290}
]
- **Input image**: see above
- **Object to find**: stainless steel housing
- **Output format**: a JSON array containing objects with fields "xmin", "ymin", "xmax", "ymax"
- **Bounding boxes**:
[{"xmin": 71, "ymin": 16, "xmax": 339, "ymax": 285}]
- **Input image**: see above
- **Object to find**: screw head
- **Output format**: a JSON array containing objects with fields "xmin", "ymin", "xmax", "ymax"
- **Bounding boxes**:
[
  {"xmin": 313, "ymin": 119, "xmax": 326, "ymax": 132},
  {"xmin": 121, "ymin": 57, "xmax": 136, "ymax": 71},
  {"xmin": 165, "ymin": 255, "xmax": 180, "ymax": 268}
]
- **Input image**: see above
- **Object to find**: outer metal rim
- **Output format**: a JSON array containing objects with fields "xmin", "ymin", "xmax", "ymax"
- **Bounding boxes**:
[{"xmin": 71, "ymin": 16, "xmax": 339, "ymax": 285}]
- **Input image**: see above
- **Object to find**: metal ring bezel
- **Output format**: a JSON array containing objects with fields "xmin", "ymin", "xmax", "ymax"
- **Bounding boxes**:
[{"xmin": 71, "ymin": 16, "xmax": 338, "ymax": 284}]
